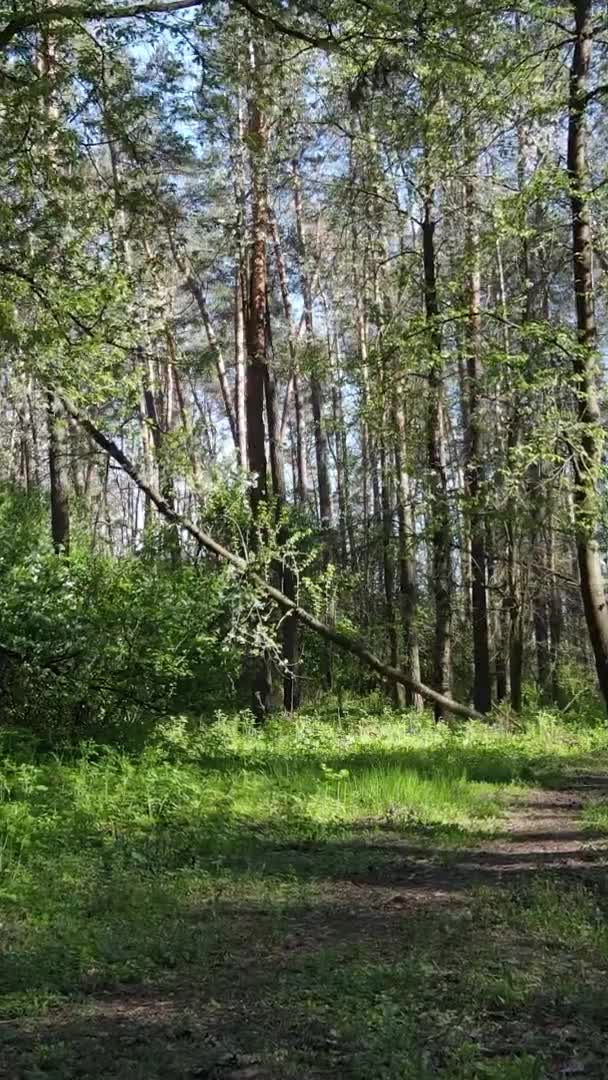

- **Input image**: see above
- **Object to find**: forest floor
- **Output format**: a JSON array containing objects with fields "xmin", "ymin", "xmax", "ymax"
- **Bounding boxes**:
[{"xmin": 2, "ymin": 713, "xmax": 608, "ymax": 1080}]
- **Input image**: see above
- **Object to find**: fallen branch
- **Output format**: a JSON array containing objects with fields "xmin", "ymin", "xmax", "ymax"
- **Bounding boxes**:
[{"xmin": 60, "ymin": 394, "xmax": 481, "ymax": 721}]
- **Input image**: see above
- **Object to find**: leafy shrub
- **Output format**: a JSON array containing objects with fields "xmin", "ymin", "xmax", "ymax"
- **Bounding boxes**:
[{"xmin": 0, "ymin": 487, "xmax": 240, "ymax": 742}]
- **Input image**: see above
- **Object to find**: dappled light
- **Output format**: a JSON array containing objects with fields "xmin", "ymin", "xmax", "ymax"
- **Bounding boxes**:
[
  {"xmin": 2, "ymin": 716, "xmax": 608, "ymax": 1077},
  {"xmin": 2, "ymin": 0, "xmax": 608, "ymax": 1077}
]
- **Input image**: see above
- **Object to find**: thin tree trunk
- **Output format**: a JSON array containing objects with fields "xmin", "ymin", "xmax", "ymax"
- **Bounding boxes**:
[
  {"xmin": 333, "ymin": 345, "xmax": 357, "ymax": 571},
  {"xmin": 186, "ymin": 273, "xmax": 239, "ymax": 450},
  {"xmin": 380, "ymin": 427, "xmax": 403, "ymax": 705},
  {"xmin": 547, "ymin": 516, "xmax": 563, "ymax": 703},
  {"xmin": 394, "ymin": 398, "xmax": 423, "ymax": 710},
  {"xmin": 46, "ymin": 392, "xmax": 70, "ymax": 554},
  {"xmin": 268, "ymin": 209, "xmax": 309, "ymax": 503},
  {"xmin": 464, "ymin": 174, "xmax": 491, "ymax": 712},
  {"xmin": 40, "ymin": 10, "xmax": 70, "ymax": 555},
  {"xmin": 142, "ymin": 356, "xmax": 179, "ymax": 561},
  {"xmin": 244, "ymin": 35, "xmax": 277, "ymax": 715},
  {"xmin": 293, "ymin": 158, "xmax": 332, "ymax": 531},
  {"xmin": 422, "ymin": 190, "xmax": 452, "ymax": 715}
]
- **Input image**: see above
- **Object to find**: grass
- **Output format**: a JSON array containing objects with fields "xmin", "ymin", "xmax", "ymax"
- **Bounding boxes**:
[{"xmin": 1, "ymin": 703, "xmax": 608, "ymax": 1078}]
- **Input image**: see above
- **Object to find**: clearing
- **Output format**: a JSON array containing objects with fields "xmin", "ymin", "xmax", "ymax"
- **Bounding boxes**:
[{"xmin": 1, "ymin": 712, "xmax": 608, "ymax": 1080}]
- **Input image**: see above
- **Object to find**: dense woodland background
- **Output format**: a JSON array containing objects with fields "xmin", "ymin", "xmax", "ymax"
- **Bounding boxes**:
[{"xmin": 1, "ymin": 0, "xmax": 608, "ymax": 738}]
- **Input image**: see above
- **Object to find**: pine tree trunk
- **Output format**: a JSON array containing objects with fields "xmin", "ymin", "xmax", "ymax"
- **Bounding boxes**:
[
  {"xmin": 245, "ymin": 38, "xmax": 273, "ymax": 717},
  {"xmin": 234, "ymin": 269, "xmax": 248, "ymax": 469},
  {"xmin": 233, "ymin": 80, "xmax": 248, "ymax": 470}
]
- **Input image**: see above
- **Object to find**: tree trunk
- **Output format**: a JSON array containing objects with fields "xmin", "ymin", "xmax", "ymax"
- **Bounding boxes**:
[
  {"xmin": 187, "ymin": 273, "xmax": 239, "ymax": 451},
  {"xmin": 394, "ymin": 398, "xmax": 423, "ymax": 710},
  {"xmin": 422, "ymin": 191, "xmax": 452, "ymax": 716},
  {"xmin": 234, "ymin": 268, "xmax": 248, "ymax": 469},
  {"xmin": 46, "ymin": 391, "xmax": 70, "ymax": 554},
  {"xmin": 142, "ymin": 355, "xmax": 180, "ymax": 561},
  {"xmin": 380, "ymin": 428, "xmax": 403, "ymax": 705},
  {"xmin": 245, "ymin": 38, "xmax": 273, "ymax": 716},
  {"xmin": 547, "ymin": 518, "xmax": 563, "ymax": 703},
  {"xmin": 464, "ymin": 174, "xmax": 491, "ymax": 712},
  {"xmin": 293, "ymin": 158, "xmax": 332, "ymax": 531},
  {"xmin": 268, "ymin": 209, "xmax": 309, "ymax": 503},
  {"xmin": 40, "ymin": 10, "xmax": 70, "ymax": 555},
  {"xmin": 567, "ymin": 0, "xmax": 608, "ymax": 710},
  {"xmin": 233, "ymin": 79, "xmax": 248, "ymax": 470}
]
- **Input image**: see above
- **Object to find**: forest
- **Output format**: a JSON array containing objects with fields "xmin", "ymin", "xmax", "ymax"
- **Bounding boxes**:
[{"xmin": 2, "ymin": 2, "xmax": 608, "ymax": 1078}]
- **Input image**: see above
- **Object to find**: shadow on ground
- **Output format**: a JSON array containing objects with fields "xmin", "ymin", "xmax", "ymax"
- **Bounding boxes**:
[{"xmin": 2, "ymin": 780, "xmax": 608, "ymax": 1079}]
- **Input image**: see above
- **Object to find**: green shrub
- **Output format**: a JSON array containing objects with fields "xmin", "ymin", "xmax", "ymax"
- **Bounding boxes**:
[{"xmin": 0, "ymin": 487, "xmax": 240, "ymax": 741}]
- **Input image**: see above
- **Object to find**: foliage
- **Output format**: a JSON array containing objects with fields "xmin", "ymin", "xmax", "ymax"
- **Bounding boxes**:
[{"xmin": 0, "ymin": 487, "xmax": 241, "ymax": 740}]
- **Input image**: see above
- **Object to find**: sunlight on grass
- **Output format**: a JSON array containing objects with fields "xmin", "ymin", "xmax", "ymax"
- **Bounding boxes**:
[
  {"xmin": 2, "ymin": 704, "xmax": 608, "ymax": 1080},
  {"xmin": 581, "ymin": 800, "xmax": 608, "ymax": 834}
]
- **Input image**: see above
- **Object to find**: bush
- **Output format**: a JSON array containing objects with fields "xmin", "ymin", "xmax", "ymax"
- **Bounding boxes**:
[{"xmin": 0, "ymin": 488, "xmax": 240, "ymax": 742}]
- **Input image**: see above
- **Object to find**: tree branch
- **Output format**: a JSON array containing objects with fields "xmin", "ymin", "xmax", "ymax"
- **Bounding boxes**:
[
  {"xmin": 0, "ymin": 0, "xmax": 342, "ymax": 52},
  {"xmin": 0, "ymin": 0, "xmax": 206, "ymax": 49}
]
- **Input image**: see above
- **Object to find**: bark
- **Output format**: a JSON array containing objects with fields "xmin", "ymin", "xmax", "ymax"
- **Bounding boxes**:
[
  {"xmin": 547, "ymin": 519, "xmax": 563, "ymax": 703},
  {"xmin": 26, "ymin": 384, "xmax": 41, "ymax": 488},
  {"xmin": 15, "ymin": 382, "xmax": 33, "ymax": 491},
  {"xmin": 422, "ymin": 191, "xmax": 452, "ymax": 715},
  {"xmin": 233, "ymin": 80, "xmax": 248, "ymax": 469},
  {"xmin": 263, "ymin": 331, "xmax": 286, "ymax": 503},
  {"xmin": 245, "ymin": 37, "xmax": 273, "ymax": 715},
  {"xmin": 380, "ymin": 430, "xmax": 403, "ymax": 706},
  {"xmin": 567, "ymin": 0, "xmax": 608, "ymax": 710},
  {"xmin": 393, "ymin": 399, "xmax": 423, "ymax": 710},
  {"xmin": 507, "ymin": 514, "xmax": 524, "ymax": 712},
  {"xmin": 464, "ymin": 175, "xmax": 491, "ymax": 712},
  {"xmin": 59, "ymin": 390, "xmax": 482, "ymax": 720},
  {"xmin": 235, "ymin": 267, "xmax": 248, "ymax": 468},
  {"xmin": 293, "ymin": 158, "xmax": 332, "ymax": 530},
  {"xmin": 46, "ymin": 392, "xmax": 70, "ymax": 554},
  {"xmin": 352, "ymin": 222, "xmax": 379, "ymax": 626},
  {"xmin": 332, "ymin": 342, "xmax": 356, "ymax": 570},
  {"xmin": 505, "ymin": 120, "xmax": 535, "ymax": 712},
  {"xmin": 166, "ymin": 328, "xmax": 201, "ymax": 488},
  {"xmin": 245, "ymin": 58, "xmax": 269, "ymax": 519},
  {"xmin": 142, "ymin": 356, "xmax": 179, "ymax": 561},
  {"xmin": 495, "ymin": 230, "xmax": 524, "ymax": 710}
]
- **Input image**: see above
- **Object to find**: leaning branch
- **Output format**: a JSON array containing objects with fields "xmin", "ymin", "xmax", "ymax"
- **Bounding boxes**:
[{"xmin": 59, "ymin": 393, "xmax": 481, "ymax": 721}]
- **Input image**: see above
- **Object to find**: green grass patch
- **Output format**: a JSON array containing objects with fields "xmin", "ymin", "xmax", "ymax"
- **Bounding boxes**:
[{"xmin": 1, "ymin": 706, "xmax": 608, "ymax": 1077}]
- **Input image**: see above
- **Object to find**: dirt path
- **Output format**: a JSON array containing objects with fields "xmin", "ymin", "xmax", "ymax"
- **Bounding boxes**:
[
  {"xmin": 435, "ymin": 783, "xmax": 608, "ymax": 886},
  {"xmin": 297, "ymin": 782, "xmax": 608, "ymax": 913}
]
